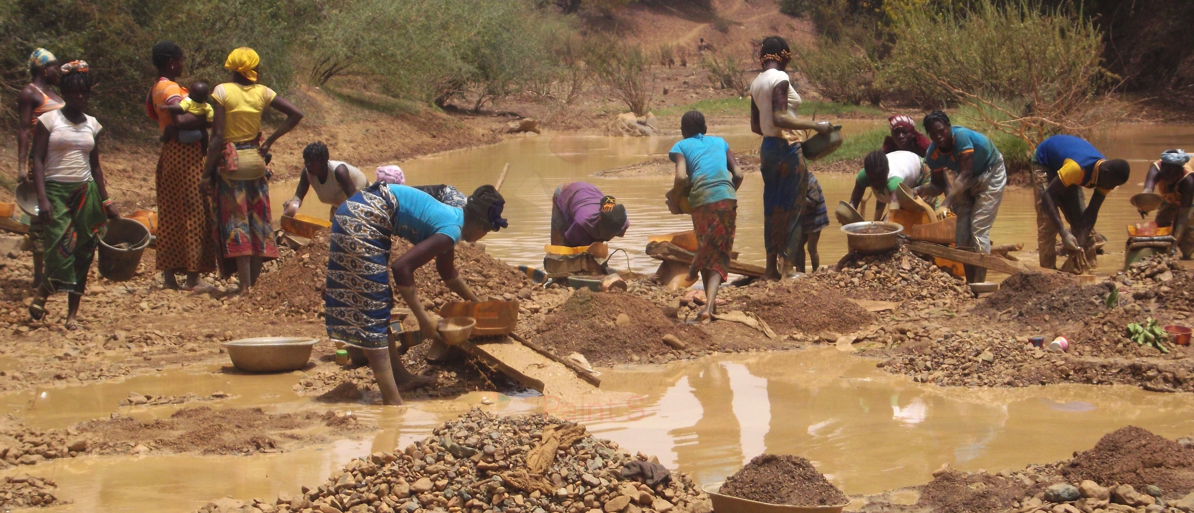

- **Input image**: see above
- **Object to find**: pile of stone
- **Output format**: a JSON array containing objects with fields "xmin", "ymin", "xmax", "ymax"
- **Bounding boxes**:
[
  {"xmin": 196, "ymin": 409, "xmax": 710, "ymax": 513},
  {"xmin": 0, "ymin": 474, "xmax": 61, "ymax": 509},
  {"xmin": 0, "ymin": 422, "xmax": 90, "ymax": 468},
  {"xmin": 1122, "ymin": 254, "xmax": 1183, "ymax": 285},
  {"xmin": 809, "ymin": 247, "xmax": 971, "ymax": 305}
]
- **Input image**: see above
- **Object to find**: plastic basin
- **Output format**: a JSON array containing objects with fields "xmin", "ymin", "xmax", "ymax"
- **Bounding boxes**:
[
  {"xmin": 1165, "ymin": 325, "xmax": 1191, "ymax": 346},
  {"xmin": 437, "ymin": 317, "xmax": 476, "ymax": 346},
  {"xmin": 98, "ymin": 218, "xmax": 151, "ymax": 282},
  {"xmin": 15, "ymin": 182, "xmax": 39, "ymax": 217},
  {"xmin": 702, "ymin": 482, "xmax": 847, "ymax": 513},
  {"xmin": 223, "ymin": 337, "xmax": 318, "ymax": 373},
  {"xmin": 841, "ymin": 221, "xmax": 904, "ymax": 255}
]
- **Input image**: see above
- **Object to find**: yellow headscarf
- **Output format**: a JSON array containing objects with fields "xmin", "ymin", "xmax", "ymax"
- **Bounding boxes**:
[{"xmin": 224, "ymin": 47, "xmax": 260, "ymax": 82}]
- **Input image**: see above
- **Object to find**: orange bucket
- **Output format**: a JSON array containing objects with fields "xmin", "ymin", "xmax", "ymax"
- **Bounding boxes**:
[{"xmin": 127, "ymin": 210, "xmax": 159, "ymax": 235}]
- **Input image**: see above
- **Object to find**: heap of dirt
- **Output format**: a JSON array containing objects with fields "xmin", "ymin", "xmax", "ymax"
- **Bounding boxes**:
[
  {"xmin": 975, "ymin": 272, "xmax": 1112, "ymax": 326},
  {"xmin": 0, "ymin": 474, "xmax": 60, "ymax": 509},
  {"xmin": 720, "ymin": 454, "xmax": 847, "ymax": 507},
  {"xmin": 196, "ymin": 408, "xmax": 711, "ymax": 513},
  {"xmin": 808, "ymin": 247, "xmax": 971, "ymax": 305},
  {"xmin": 1061, "ymin": 426, "xmax": 1194, "ymax": 493},
  {"xmin": 245, "ymin": 234, "xmax": 535, "ymax": 318},
  {"xmin": 913, "ymin": 470, "xmax": 1027, "ymax": 513},
  {"xmin": 1070, "ymin": 307, "xmax": 1188, "ymax": 360},
  {"xmin": 534, "ymin": 289, "xmax": 711, "ymax": 366},
  {"xmin": 736, "ymin": 281, "xmax": 874, "ymax": 335},
  {"xmin": 71, "ymin": 407, "xmax": 366, "ymax": 456}
]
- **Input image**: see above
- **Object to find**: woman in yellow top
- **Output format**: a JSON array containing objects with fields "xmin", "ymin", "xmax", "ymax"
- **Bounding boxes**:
[{"xmin": 202, "ymin": 47, "xmax": 304, "ymax": 294}]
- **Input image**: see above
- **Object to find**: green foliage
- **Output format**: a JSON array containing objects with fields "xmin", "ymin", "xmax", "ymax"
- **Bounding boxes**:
[
  {"xmin": 700, "ymin": 55, "xmax": 748, "ymax": 93},
  {"xmin": 778, "ymin": 0, "xmax": 811, "ymax": 16},
  {"xmin": 655, "ymin": 97, "xmax": 882, "ymax": 118},
  {"xmin": 588, "ymin": 39, "xmax": 653, "ymax": 116},
  {"xmin": 657, "ymin": 44, "xmax": 676, "ymax": 68},
  {"xmin": 794, "ymin": 40, "xmax": 882, "ymax": 106},
  {"xmin": 820, "ymin": 126, "xmax": 887, "ymax": 164},
  {"xmin": 1127, "ymin": 318, "xmax": 1169, "ymax": 354}
]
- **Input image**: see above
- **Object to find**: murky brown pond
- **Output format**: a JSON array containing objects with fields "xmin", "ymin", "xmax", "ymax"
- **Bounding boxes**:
[
  {"xmin": 276, "ymin": 123, "xmax": 1194, "ymax": 276},
  {"xmin": 5, "ymin": 350, "xmax": 1194, "ymax": 512}
]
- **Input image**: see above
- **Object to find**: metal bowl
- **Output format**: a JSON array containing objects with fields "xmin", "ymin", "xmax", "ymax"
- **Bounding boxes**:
[
  {"xmin": 15, "ymin": 182, "xmax": 39, "ymax": 217},
  {"xmin": 223, "ymin": 337, "xmax": 318, "ymax": 373},
  {"xmin": 841, "ymin": 221, "xmax": 904, "ymax": 255},
  {"xmin": 437, "ymin": 316, "xmax": 476, "ymax": 346},
  {"xmin": 1131, "ymin": 192, "xmax": 1164, "ymax": 213}
]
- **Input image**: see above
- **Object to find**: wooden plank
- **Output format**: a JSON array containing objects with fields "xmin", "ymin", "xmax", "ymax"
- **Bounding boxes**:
[
  {"xmin": 456, "ymin": 340, "xmax": 546, "ymax": 392},
  {"xmin": 645, "ymin": 241, "xmax": 766, "ymax": 278},
  {"xmin": 495, "ymin": 163, "xmax": 510, "ymax": 191},
  {"xmin": 906, "ymin": 241, "xmax": 1026, "ymax": 275},
  {"xmin": 511, "ymin": 333, "xmax": 602, "ymax": 387}
]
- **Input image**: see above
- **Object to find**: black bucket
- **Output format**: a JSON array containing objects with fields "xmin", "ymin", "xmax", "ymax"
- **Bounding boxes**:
[{"xmin": 98, "ymin": 218, "xmax": 151, "ymax": 282}]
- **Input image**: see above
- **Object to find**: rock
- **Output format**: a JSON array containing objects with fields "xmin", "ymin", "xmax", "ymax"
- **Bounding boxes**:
[
  {"xmin": 132, "ymin": 444, "xmax": 150, "ymax": 455},
  {"xmin": 569, "ymin": 353, "xmax": 594, "ymax": 371},
  {"xmin": 1079, "ymin": 480, "xmax": 1110, "ymax": 500},
  {"xmin": 931, "ymin": 462, "xmax": 952, "ymax": 477},
  {"xmin": 652, "ymin": 499, "xmax": 674, "ymax": 513},
  {"xmin": 1145, "ymin": 485, "xmax": 1162, "ymax": 498},
  {"xmin": 581, "ymin": 474, "xmax": 601, "ymax": 487},
  {"xmin": 615, "ymin": 313, "xmax": 631, "ymax": 327},
  {"xmin": 128, "ymin": 392, "xmax": 148, "ymax": 405},
  {"xmin": 1045, "ymin": 483, "xmax": 1081, "ymax": 503},
  {"xmin": 211, "ymin": 391, "xmax": 230, "ymax": 398},
  {"xmin": 1051, "ymin": 504, "xmax": 1081, "ymax": 513},
  {"xmin": 393, "ymin": 480, "xmax": 411, "ymax": 498},
  {"xmin": 67, "ymin": 439, "xmax": 88, "ymax": 452},
  {"xmin": 662, "ymin": 334, "xmax": 686, "ymax": 350},
  {"xmin": 1158, "ymin": 271, "xmax": 1174, "ymax": 282},
  {"xmin": 978, "ymin": 350, "xmax": 994, "ymax": 363},
  {"xmin": 411, "ymin": 478, "xmax": 433, "ymax": 493},
  {"xmin": 505, "ymin": 118, "xmax": 541, "ymax": 135},
  {"xmin": 1113, "ymin": 484, "xmax": 1153, "ymax": 507},
  {"xmin": 0, "ymin": 235, "xmax": 28, "ymax": 256},
  {"xmin": 1172, "ymin": 491, "xmax": 1194, "ymax": 512},
  {"xmin": 636, "ymin": 491, "xmax": 653, "ymax": 505},
  {"xmin": 604, "ymin": 495, "xmax": 632, "ymax": 513}
]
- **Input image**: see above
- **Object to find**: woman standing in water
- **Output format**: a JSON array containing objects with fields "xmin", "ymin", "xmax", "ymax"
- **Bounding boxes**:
[
  {"xmin": 17, "ymin": 48, "xmax": 64, "ymax": 288},
  {"xmin": 325, "ymin": 183, "xmax": 507, "ymax": 405},
  {"xmin": 149, "ymin": 41, "xmax": 217, "ymax": 292},
  {"xmin": 28, "ymin": 62, "xmax": 119, "ymax": 329},
  {"xmin": 202, "ymin": 47, "xmax": 303, "ymax": 294},
  {"xmin": 748, "ymin": 36, "xmax": 832, "ymax": 280}
]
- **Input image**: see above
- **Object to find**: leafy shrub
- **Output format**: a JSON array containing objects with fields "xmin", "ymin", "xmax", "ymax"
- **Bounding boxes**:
[
  {"xmin": 588, "ymin": 39, "xmax": 653, "ymax": 115},
  {"xmin": 794, "ymin": 40, "xmax": 882, "ymax": 106},
  {"xmin": 658, "ymin": 44, "xmax": 676, "ymax": 68},
  {"xmin": 700, "ymin": 54, "xmax": 748, "ymax": 93}
]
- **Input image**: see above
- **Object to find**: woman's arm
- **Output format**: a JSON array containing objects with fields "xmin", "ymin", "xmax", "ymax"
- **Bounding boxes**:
[
  {"xmin": 31, "ymin": 122, "xmax": 52, "ymax": 224},
  {"xmin": 392, "ymin": 234, "xmax": 455, "ymax": 340},
  {"xmin": 667, "ymin": 153, "xmax": 689, "ymax": 215},
  {"xmin": 284, "ymin": 170, "xmax": 310, "ymax": 216},
  {"xmin": 89, "ymin": 133, "xmax": 119, "ymax": 219},
  {"xmin": 849, "ymin": 181, "xmax": 866, "ymax": 209},
  {"xmin": 202, "ymin": 102, "xmax": 226, "ymax": 189},
  {"xmin": 1142, "ymin": 163, "xmax": 1161, "ymax": 192},
  {"xmin": 727, "ymin": 149, "xmax": 743, "ymax": 190},
  {"xmin": 334, "ymin": 164, "xmax": 360, "ymax": 199},
  {"xmin": 16, "ymin": 87, "xmax": 39, "ymax": 182},
  {"xmin": 769, "ymin": 81, "xmax": 830, "ymax": 133},
  {"xmin": 1040, "ymin": 179, "xmax": 1077, "ymax": 251},
  {"xmin": 259, "ymin": 96, "xmax": 304, "ymax": 157},
  {"xmin": 941, "ymin": 152, "xmax": 974, "ymax": 209},
  {"xmin": 750, "ymin": 100, "xmax": 762, "ymax": 136},
  {"xmin": 436, "ymin": 246, "xmax": 482, "ymax": 302}
]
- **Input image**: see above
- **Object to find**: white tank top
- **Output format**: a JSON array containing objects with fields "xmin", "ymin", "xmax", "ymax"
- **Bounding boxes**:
[{"xmin": 307, "ymin": 160, "xmax": 368, "ymax": 205}]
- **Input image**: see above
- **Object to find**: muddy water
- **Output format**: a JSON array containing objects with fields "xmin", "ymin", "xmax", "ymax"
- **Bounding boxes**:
[
  {"xmin": 273, "ymin": 122, "xmax": 1194, "ymax": 275},
  {"xmin": 7, "ymin": 349, "xmax": 1194, "ymax": 511}
]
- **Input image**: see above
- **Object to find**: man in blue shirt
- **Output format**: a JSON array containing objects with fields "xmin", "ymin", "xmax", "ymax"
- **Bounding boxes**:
[{"xmin": 914, "ymin": 110, "xmax": 1007, "ymax": 283}]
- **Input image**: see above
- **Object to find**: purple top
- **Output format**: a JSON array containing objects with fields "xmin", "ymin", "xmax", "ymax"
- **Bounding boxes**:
[{"xmin": 553, "ymin": 182, "xmax": 628, "ymax": 246}]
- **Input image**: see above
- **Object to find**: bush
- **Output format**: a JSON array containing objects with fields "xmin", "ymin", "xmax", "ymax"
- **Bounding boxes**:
[
  {"xmin": 700, "ymin": 54, "xmax": 748, "ymax": 93},
  {"xmin": 588, "ymin": 39, "xmax": 653, "ymax": 115},
  {"xmin": 778, "ymin": 0, "xmax": 811, "ymax": 16},
  {"xmin": 658, "ymin": 44, "xmax": 675, "ymax": 68},
  {"xmin": 795, "ymin": 40, "xmax": 882, "ymax": 106}
]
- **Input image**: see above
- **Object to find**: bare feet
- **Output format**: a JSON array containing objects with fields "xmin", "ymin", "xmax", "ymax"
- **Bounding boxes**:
[
  {"xmin": 163, "ymin": 271, "xmax": 181, "ymax": 290},
  {"xmin": 64, "ymin": 319, "xmax": 83, "ymax": 331},
  {"xmin": 763, "ymin": 271, "xmax": 782, "ymax": 281},
  {"xmin": 397, "ymin": 373, "xmax": 437, "ymax": 392},
  {"xmin": 183, "ymin": 281, "xmax": 218, "ymax": 294}
]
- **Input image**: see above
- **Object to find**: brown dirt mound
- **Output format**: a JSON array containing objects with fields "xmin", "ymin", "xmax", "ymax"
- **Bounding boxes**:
[
  {"xmin": 1071, "ymin": 308, "xmax": 1188, "ymax": 360},
  {"xmin": 1061, "ymin": 425, "xmax": 1194, "ymax": 493},
  {"xmin": 533, "ymin": 289, "xmax": 711, "ymax": 366},
  {"xmin": 245, "ymin": 233, "xmax": 535, "ymax": 318},
  {"xmin": 739, "ymin": 281, "xmax": 874, "ymax": 335},
  {"xmin": 976, "ymin": 272, "xmax": 1111, "ymax": 326},
  {"xmin": 720, "ymin": 454, "xmax": 847, "ymax": 507},
  {"xmin": 0, "ymin": 474, "xmax": 60, "ymax": 509},
  {"xmin": 913, "ymin": 470, "xmax": 1028, "ymax": 513},
  {"xmin": 76, "ymin": 407, "xmax": 366, "ymax": 456}
]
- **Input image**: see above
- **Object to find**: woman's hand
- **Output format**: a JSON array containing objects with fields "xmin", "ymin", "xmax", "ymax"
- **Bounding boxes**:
[
  {"xmin": 199, "ymin": 176, "xmax": 213, "ymax": 197},
  {"xmin": 37, "ymin": 198, "xmax": 53, "ymax": 224},
  {"xmin": 257, "ymin": 141, "xmax": 272, "ymax": 158},
  {"xmin": 282, "ymin": 198, "xmax": 300, "ymax": 217},
  {"xmin": 813, "ymin": 121, "xmax": 833, "ymax": 135},
  {"xmin": 1061, "ymin": 231, "xmax": 1081, "ymax": 253},
  {"xmin": 17, "ymin": 165, "xmax": 28, "ymax": 184},
  {"xmin": 104, "ymin": 202, "xmax": 121, "ymax": 219},
  {"xmin": 417, "ymin": 314, "xmax": 442, "ymax": 342}
]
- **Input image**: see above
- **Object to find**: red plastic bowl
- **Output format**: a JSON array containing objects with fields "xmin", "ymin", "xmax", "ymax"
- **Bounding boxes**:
[{"xmin": 1165, "ymin": 325, "xmax": 1192, "ymax": 346}]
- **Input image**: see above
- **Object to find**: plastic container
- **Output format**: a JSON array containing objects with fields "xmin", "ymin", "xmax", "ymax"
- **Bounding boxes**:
[
  {"xmin": 15, "ymin": 182, "xmax": 39, "ymax": 216},
  {"xmin": 1165, "ymin": 325, "xmax": 1191, "ymax": 346},
  {"xmin": 335, "ymin": 349, "xmax": 349, "ymax": 365},
  {"xmin": 1030, "ymin": 336, "xmax": 1045, "ymax": 348},
  {"xmin": 223, "ymin": 337, "xmax": 318, "ymax": 373},
  {"xmin": 1048, "ymin": 336, "xmax": 1069, "ymax": 352},
  {"xmin": 437, "ymin": 316, "xmax": 476, "ymax": 346},
  {"xmin": 801, "ymin": 125, "xmax": 844, "ymax": 162},
  {"xmin": 97, "ymin": 218, "xmax": 151, "ymax": 282}
]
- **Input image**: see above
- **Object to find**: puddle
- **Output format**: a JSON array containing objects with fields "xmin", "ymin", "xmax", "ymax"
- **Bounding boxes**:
[
  {"xmin": 274, "ymin": 122, "xmax": 1194, "ymax": 276},
  {"xmin": 7, "ymin": 349, "xmax": 1194, "ymax": 511}
]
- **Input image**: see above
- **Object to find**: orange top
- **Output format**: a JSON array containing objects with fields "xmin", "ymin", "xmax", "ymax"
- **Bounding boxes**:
[
  {"xmin": 29, "ymin": 85, "xmax": 63, "ymax": 126},
  {"xmin": 1153, "ymin": 159, "xmax": 1194, "ymax": 205},
  {"xmin": 150, "ymin": 78, "xmax": 188, "ymax": 132}
]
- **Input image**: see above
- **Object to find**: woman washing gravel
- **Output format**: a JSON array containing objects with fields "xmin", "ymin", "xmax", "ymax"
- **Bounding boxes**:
[{"xmin": 324, "ymin": 183, "xmax": 507, "ymax": 405}]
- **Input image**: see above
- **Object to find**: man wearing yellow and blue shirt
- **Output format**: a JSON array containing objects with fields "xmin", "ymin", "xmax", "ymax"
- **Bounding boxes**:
[{"xmin": 1032, "ymin": 134, "xmax": 1130, "ymax": 270}]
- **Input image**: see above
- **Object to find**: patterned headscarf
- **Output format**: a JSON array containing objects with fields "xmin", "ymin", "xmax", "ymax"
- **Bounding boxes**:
[
  {"xmin": 29, "ymin": 48, "xmax": 56, "ymax": 69},
  {"xmin": 376, "ymin": 165, "xmax": 405, "ymax": 185},
  {"xmin": 59, "ymin": 61, "xmax": 89, "ymax": 75},
  {"xmin": 224, "ymin": 47, "xmax": 260, "ymax": 82},
  {"xmin": 759, "ymin": 49, "xmax": 791, "ymax": 66},
  {"xmin": 1161, "ymin": 149, "xmax": 1191, "ymax": 166},
  {"xmin": 889, "ymin": 115, "xmax": 916, "ymax": 131},
  {"xmin": 600, "ymin": 195, "xmax": 617, "ymax": 213}
]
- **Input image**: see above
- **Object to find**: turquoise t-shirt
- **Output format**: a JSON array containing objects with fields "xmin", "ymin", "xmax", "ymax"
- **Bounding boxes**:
[
  {"xmin": 925, "ymin": 126, "xmax": 1001, "ymax": 176},
  {"xmin": 669, "ymin": 134, "xmax": 736, "ymax": 208},
  {"xmin": 387, "ymin": 184, "xmax": 464, "ymax": 244}
]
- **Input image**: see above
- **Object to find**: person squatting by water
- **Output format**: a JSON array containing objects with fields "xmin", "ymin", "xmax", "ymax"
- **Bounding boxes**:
[
  {"xmin": 1031, "ymin": 135, "xmax": 1130, "ymax": 272},
  {"xmin": 324, "ymin": 183, "xmax": 507, "ymax": 405},
  {"xmin": 914, "ymin": 110, "xmax": 1006, "ymax": 284},
  {"xmin": 1143, "ymin": 149, "xmax": 1194, "ymax": 259},
  {"xmin": 27, "ymin": 61, "xmax": 120, "ymax": 330},
  {"xmin": 749, "ymin": 36, "xmax": 832, "ymax": 278},
  {"xmin": 668, "ymin": 110, "xmax": 743, "ymax": 321},
  {"xmin": 283, "ymin": 141, "xmax": 369, "ymax": 221},
  {"xmin": 550, "ymin": 182, "xmax": 629, "ymax": 247}
]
